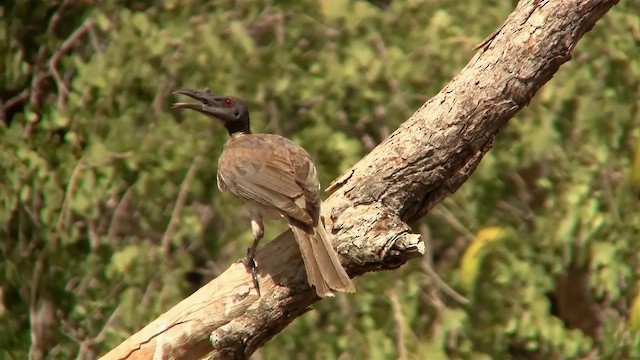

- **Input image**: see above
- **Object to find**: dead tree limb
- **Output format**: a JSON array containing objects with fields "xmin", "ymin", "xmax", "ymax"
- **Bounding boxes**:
[{"xmin": 101, "ymin": 0, "xmax": 618, "ymax": 359}]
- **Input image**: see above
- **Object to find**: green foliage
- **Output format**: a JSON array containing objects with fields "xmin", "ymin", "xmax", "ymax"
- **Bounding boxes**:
[{"xmin": 1, "ymin": 0, "xmax": 639, "ymax": 358}]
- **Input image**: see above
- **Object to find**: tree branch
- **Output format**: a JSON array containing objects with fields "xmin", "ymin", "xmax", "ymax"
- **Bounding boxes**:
[
  {"xmin": 49, "ymin": 20, "xmax": 95, "ymax": 110},
  {"xmin": 161, "ymin": 155, "xmax": 202, "ymax": 256},
  {"xmin": 101, "ymin": 0, "xmax": 618, "ymax": 359}
]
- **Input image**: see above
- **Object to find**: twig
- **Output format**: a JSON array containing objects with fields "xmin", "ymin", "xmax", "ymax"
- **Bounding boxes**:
[
  {"xmin": 71, "ymin": 284, "xmax": 124, "ymax": 359},
  {"xmin": 75, "ymin": 342, "xmax": 90, "ymax": 360},
  {"xmin": 420, "ymin": 225, "xmax": 469, "ymax": 305},
  {"xmin": 28, "ymin": 41, "xmax": 50, "ymax": 109},
  {"xmin": 0, "ymin": 89, "xmax": 29, "ymax": 123},
  {"xmin": 30, "ymin": 253, "xmax": 46, "ymax": 313},
  {"xmin": 28, "ymin": 253, "xmax": 48, "ymax": 360},
  {"xmin": 387, "ymin": 288, "xmax": 407, "ymax": 360},
  {"xmin": 88, "ymin": 220, "xmax": 100, "ymax": 253},
  {"xmin": 421, "ymin": 259, "xmax": 469, "ymax": 305},
  {"xmin": 107, "ymin": 187, "xmax": 134, "ymax": 239},
  {"xmin": 506, "ymin": 171, "xmax": 536, "ymax": 223},
  {"xmin": 49, "ymin": 20, "xmax": 94, "ymax": 110},
  {"xmin": 141, "ymin": 277, "xmax": 159, "ymax": 307},
  {"xmin": 161, "ymin": 155, "xmax": 202, "ymax": 256},
  {"xmin": 430, "ymin": 206, "xmax": 475, "ymax": 241},
  {"xmin": 91, "ymin": 151, "xmax": 134, "ymax": 166},
  {"xmin": 56, "ymin": 159, "xmax": 84, "ymax": 234},
  {"xmin": 496, "ymin": 199, "xmax": 525, "ymax": 217},
  {"xmin": 87, "ymin": 23, "xmax": 102, "ymax": 53},
  {"xmin": 91, "ymin": 305, "xmax": 121, "ymax": 345},
  {"xmin": 152, "ymin": 76, "xmax": 178, "ymax": 115},
  {"xmin": 47, "ymin": 0, "xmax": 73, "ymax": 35}
]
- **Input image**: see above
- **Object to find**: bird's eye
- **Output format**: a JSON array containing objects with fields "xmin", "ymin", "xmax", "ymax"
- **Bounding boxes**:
[{"xmin": 224, "ymin": 98, "xmax": 234, "ymax": 107}]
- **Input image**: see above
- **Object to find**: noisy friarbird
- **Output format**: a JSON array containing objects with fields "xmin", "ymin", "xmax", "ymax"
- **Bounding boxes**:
[{"xmin": 173, "ymin": 88, "xmax": 355, "ymax": 297}]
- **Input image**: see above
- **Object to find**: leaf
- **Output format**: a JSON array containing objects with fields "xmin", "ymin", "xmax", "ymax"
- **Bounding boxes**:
[
  {"xmin": 459, "ymin": 227, "xmax": 504, "ymax": 290},
  {"xmin": 108, "ymin": 245, "xmax": 142, "ymax": 276}
]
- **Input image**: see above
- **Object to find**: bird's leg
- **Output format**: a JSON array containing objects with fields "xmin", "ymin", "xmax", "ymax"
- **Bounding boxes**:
[{"xmin": 245, "ymin": 215, "xmax": 264, "ymax": 296}]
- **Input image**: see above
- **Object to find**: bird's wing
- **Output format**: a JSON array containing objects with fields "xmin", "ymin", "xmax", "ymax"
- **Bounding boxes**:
[{"xmin": 217, "ymin": 134, "xmax": 320, "ymax": 225}]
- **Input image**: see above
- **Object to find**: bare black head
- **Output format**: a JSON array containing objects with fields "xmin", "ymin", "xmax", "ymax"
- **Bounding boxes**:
[{"xmin": 172, "ymin": 88, "xmax": 250, "ymax": 135}]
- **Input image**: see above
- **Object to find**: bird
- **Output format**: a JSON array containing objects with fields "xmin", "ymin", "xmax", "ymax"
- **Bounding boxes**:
[{"xmin": 172, "ymin": 88, "xmax": 355, "ymax": 297}]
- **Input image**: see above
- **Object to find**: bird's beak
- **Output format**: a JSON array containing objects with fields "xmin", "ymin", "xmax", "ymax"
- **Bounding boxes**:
[
  {"xmin": 172, "ymin": 88, "xmax": 215, "ymax": 113},
  {"xmin": 173, "ymin": 88, "xmax": 235, "ymax": 124}
]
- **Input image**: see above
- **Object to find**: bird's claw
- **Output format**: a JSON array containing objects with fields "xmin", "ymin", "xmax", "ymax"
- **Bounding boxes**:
[{"xmin": 244, "ymin": 248, "xmax": 261, "ymax": 297}]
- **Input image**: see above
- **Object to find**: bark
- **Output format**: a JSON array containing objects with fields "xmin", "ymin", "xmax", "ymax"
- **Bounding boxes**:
[{"xmin": 101, "ymin": 0, "xmax": 618, "ymax": 359}]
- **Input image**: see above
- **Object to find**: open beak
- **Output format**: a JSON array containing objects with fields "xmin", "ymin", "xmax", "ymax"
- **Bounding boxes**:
[
  {"xmin": 172, "ymin": 88, "xmax": 215, "ymax": 113},
  {"xmin": 172, "ymin": 88, "xmax": 235, "ymax": 125}
]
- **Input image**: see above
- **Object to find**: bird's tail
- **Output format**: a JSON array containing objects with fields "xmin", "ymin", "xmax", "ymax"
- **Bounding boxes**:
[{"xmin": 290, "ymin": 219, "xmax": 356, "ymax": 297}]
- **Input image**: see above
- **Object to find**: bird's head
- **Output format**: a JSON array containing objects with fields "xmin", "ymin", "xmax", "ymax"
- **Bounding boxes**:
[{"xmin": 172, "ymin": 88, "xmax": 250, "ymax": 135}]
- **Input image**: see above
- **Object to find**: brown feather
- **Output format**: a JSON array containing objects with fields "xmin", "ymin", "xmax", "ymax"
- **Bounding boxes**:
[
  {"xmin": 217, "ymin": 133, "xmax": 355, "ymax": 296},
  {"xmin": 218, "ymin": 134, "xmax": 316, "ymax": 224},
  {"xmin": 289, "ymin": 216, "xmax": 355, "ymax": 297}
]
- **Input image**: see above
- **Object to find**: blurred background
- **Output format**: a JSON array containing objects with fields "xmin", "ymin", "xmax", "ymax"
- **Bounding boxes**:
[{"xmin": 1, "ymin": 0, "xmax": 639, "ymax": 358}]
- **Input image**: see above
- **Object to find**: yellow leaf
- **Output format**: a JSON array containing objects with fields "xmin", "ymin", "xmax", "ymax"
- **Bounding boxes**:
[
  {"xmin": 630, "ymin": 141, "xmax": 640, "ymax": 191},
  {"xmin": 459, "ymin": 227, "xmax": 504, "ymax": 290},
  {"xmin": 629, "ymin": 281, "xmax": 640, "ymax": 331}
]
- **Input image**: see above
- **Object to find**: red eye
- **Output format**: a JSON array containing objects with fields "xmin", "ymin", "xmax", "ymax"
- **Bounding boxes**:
[{"xmin": 224, "ymin": 98, "xmax": 234, "ymax": 107}]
